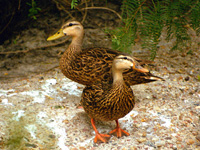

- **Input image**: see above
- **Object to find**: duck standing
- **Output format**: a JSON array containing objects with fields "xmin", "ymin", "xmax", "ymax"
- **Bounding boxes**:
[{"xmin": 81, "ymin": 54, "xmax": 149, "ymax": 143}]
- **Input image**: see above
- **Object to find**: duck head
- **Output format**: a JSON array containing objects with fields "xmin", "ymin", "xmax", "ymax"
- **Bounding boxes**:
[{"xmin": 47, "ymin": 21, "xmax": 84, "ymax": 41}]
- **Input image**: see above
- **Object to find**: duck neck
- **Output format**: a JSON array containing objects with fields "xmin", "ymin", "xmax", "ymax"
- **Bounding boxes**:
[
  {"xmin": 112, "ymin": 67, "xmax": 124, "ymax": 85},
  {"xmin": 71, "ymin": 34, "xmax": 84, "ymax": 48},
  {"xmin": 62, "ymin": 35, "xmax": 83, "ymax": 60}
]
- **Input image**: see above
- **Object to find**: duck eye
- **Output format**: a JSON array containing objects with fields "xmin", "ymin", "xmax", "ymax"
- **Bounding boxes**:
[
  {"xmin": 69, "ymin": 23, "xmax": 73, "ymax": 26},
  {"xmin": 124, "ymin": 57, "xmax": 127, "ymax": 59}
]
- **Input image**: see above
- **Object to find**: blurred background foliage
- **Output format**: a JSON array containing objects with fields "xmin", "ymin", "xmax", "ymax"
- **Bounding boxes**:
[{"xmin": 0, "ymin": 0, "xmax": 199, "ymax": 59}]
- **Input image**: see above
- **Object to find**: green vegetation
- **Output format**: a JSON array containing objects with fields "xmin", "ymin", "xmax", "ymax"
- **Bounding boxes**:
[
  {"xmin": 4, "ymin": 115, "xmax": 29, "ymax": 149},
  {"xmin": 26, "ymin": 0, "xmax": 41, "ymax": 20},
  {"xmin": 67, "ymin": 0, "xmax": 199, "ymax": 59},
  {"xmin": 3, "ymin": 110, "xmax": 57, "ymax": 149},
  {"xmin": 107, "ymin": 0, "xmax": 200, "ymax": 59},
  {"xmin": 197, "ymin": 75, "xmax": 200, "ymax": 81},
  {"xmin": 71, "ymin": 0, "xmax": 79, "ymax": 9}
]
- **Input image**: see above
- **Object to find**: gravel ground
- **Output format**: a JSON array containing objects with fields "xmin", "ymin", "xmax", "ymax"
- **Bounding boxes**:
[
  {"xmin": 0, "ymin": 4, "xmax": 199, "ymax": 148},
  {"xmin": 0, "ymin": 53, "xmax": 200, "ymax": 150}
]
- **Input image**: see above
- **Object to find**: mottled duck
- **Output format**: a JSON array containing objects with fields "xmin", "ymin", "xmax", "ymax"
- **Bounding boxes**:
[
  {"xmin": 47, "ymin": 21, "xmax": 164, "ymax": 86},
  {"xmin": 81, "ymin": 54, "xmax": 149, "ymax": 143}
]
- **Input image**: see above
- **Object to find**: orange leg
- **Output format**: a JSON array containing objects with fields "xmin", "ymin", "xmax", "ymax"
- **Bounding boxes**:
[
  {"xmin": 91, "ymin": 118, "xmax": 110, "ymax": 143},
  {"xmin": 109, "ymin": 120, "xmax": 130, "ymax": 138}
]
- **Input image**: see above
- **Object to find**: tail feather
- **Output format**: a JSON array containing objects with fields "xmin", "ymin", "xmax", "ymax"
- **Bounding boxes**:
[{"xmin": 144, "ymin": 75, "xmax": 165, "ymax": 81}]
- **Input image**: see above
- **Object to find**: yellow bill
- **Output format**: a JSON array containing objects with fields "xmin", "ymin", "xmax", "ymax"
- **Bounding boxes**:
[{"xmin": 47, "ymin": 29, "xmax": 65, "ymax": 41}]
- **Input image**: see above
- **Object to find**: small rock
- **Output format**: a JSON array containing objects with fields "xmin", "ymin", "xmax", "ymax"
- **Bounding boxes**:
[
  {"xmin": 176, "ymin": 137, "xmax": 182, "ymax": 142},
  {"xmin": 196, "ymin": 135, "xmax": 200, "ymax": 141},
  {"xmin": 49, "ymin": 134, "xmax": 56, "ymax": 139},
  {"xmin": 178, "ymin": 76, "xmax": 183, "ymax": 80},
  {"xmin": 142, "ymin": 132, "xmax": 147, "ymax": 137},
  {"xmin": 185, "ymin": 76, "xmax": 189, "ymax": 81},
  {"xmin": 196, "ymin": 142, "xmax": 200, "ymax": 146},
  {"xmin": 152, "ymin": 137, "xmax": 159, "ymax": 141},
  {"xmin": 139, "ymin": 107, "xmax": 146, "ymax": 112},
  {"xmin": 137, "ymin": 138, "xmax": 147, "ymax": 143},
  {"xmin": 25, "ymin": 143, "xmax": 37, "ymax": 148},
  {"xmin": 146, "ymin": 96, "xmax": 150, "ymax": 99},
  {"xmin": 165, "ymin": 137, "xmax": 172, "ymax": 140},
  {"xmin": 172, "ymin": 145, "xmax": 177, "ymax": 150},
  {"xmin": 167, "ymin": 140, "xmax": 173, "ymax": 144},
  {"xmin": 135, "ymin": 124, "xmax": 141, "ymax": 128},
  {"xmin": 192, "ymin": 131, "xmax": 198, "ymax": 136},
  {"xmin": 70, "ymin": 148, "xmax": 78, "ymax": 150},
  {"xmin": 154, "ymin": 106, "xmax": 161, "ymax": 112},
  {"xmin": 145, "ymin": 141, "xmax": 156, "ymax": 148},
  {"xmin": 130, "ymin": 146, "xmax": 137, "ymax": 150},
  {"xmin": 117, "ymin": 146, "xmax": 122, "ymax": 149},
  {"xmin": 196, "ymin": 106, "xmax": 200, "ymax": 109},
  {"xmin": 141, "ymin": 118, "xmax": 147, "ymax": 122},
  {"xmin": 186, "ymin": 139, "xmax": 195, "ymax": 145},
  {"xmin": 63, "ymin": 119, "xmax": 69, "ymax": 124},
  {"xmin": 155, "ymin": 141, "xmax": 165, "ymax": 147},
  {"xmin": 179, "ymin": 114, "xmax": 183, "ymax": 120},
  {"xmin": 39, "ymin": 76, "xmax": 44, "ymax": 80}
]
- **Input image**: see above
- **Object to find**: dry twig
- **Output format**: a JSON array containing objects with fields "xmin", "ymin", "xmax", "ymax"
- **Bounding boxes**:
[
  {"xmin": 0, "ymin": 11, "xmax": 15, "ymax": 35},
  {"xmin": 0, "ymin": 37, "xmax": 70, "ymax": 55},
  {"xmin": 80, "ymin": 7, "xmax": 122, "ymax": 20},
  {"xmin": 81, "ymin": 0, "xmax": 88, "ymax": 23}
]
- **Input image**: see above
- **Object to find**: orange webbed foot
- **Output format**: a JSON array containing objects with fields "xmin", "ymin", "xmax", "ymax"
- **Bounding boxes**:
[
  {"xmin": 109, "ymin": 120, "xmax": 130, "ymax": 138},
  {"xmin": 94, "ymin": 133, "xmax": 110, "ymax": 143},
  {"xmin": 91, "ymin": 118, "xmax": 111, "ymax": 143},
  {"xmin": 109, "ymin": 127, "xmax": 130, "ymax": 137}
]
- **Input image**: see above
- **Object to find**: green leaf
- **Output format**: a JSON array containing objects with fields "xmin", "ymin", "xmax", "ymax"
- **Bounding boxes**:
[
  {"xmin": 106, "ymin": 0, "xmax": 200, "ymax": 59},
  {"xmin": 187, "ymin": 50, "xmax": 193, "ymax": 55},
  {"xmin": 197, "ymin": 75, "xmax": 200, "ymax": 81},
  {"xmin": 13, "ymin": 40, "xmax": 17, "ymax": 44},
  {"xmin": 26, "ymin": 0, "xmax": 41, "ymax": 20},
  {"xmin": 71, "ymin": 0, "xmax": 78, "ymax": 9}
]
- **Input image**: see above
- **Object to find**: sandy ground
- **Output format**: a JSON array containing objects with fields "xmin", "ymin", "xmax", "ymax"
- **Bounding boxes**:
[
  {"xmin": 0, "ymin": 3, "xmax": 200, "ymax": 149},
  {"xmin": 0, "ymin": 53, "xmax": 200, "ymax": 150}
]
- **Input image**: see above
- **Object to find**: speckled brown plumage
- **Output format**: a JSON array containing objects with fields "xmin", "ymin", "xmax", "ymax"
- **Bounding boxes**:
[
  {"xmin": 81, "ymin": 81, "xmax": 135, "ymax": 122},
  {"xmin": 47, "ymin": 21, "xmax": 164, "ymax": 86},
  {"xmin": 80, "ymin": 55, "xmax": 149, "ymax": 143}
]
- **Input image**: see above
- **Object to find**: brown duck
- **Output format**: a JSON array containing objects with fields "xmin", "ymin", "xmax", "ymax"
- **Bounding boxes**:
[
  {"xmin": 81, "ymin": 54, "xmax": 149, "ymax": 143},
  {"xmin": 47, "ymin": 21, "xmax": 164, "ymax": 86}
]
